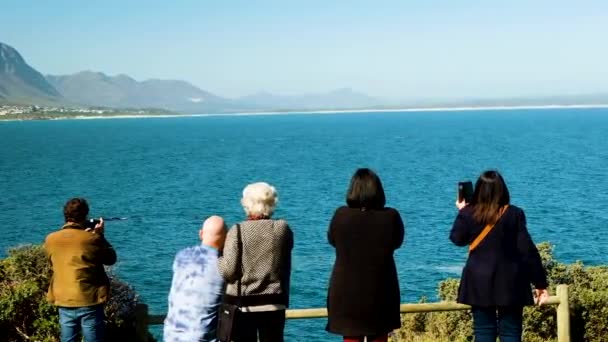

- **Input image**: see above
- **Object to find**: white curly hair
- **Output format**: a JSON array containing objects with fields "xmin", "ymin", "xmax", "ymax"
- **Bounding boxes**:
[{"xmin": 241, "ymin": 182, "xmax": 279, "ymax": 218}]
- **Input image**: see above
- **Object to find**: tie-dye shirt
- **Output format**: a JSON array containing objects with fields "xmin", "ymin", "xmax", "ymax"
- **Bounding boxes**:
[{"xmin": 164, "ymin": 244, "xmax": 224, "ymax": 342}]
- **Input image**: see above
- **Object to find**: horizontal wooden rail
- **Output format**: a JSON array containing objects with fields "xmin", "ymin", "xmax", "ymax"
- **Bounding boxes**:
[
  {"xmin": 137, "ymin": 284, "xmax": 570, "ymax": 342},
  {"xmin": 145, "ymin": 295, "xmax": 561, "ymax": 322}
]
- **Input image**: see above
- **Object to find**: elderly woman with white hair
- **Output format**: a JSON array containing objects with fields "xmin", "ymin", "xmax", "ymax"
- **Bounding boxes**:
[{"xmin": 218, "ymin": 182, "xmax": 293, "ymax": 342}]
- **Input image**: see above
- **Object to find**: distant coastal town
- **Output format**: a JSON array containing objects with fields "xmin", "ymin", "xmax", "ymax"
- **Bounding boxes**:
[
  {"xmin": 0, "ymin": 105, "xmax": 106, "ymax": 115},
  {"xmin": 0, "ymin": 104, "xmax": 174, "ymax": 120}
]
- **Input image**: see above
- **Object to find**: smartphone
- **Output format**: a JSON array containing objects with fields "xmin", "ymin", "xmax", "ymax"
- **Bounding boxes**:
[{"xmin": 458, "ymin": 181, "xmax": 474, "ymax": 203}]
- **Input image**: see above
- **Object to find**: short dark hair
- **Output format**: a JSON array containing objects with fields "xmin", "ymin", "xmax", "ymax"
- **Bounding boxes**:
[
  {"xmin": 63, "ymin": 198, "xmax": 89, "ymax": 223},
  {"xmin": 471, "ymin": 170, "xmax": 510, "ymax": 225},
  {"xmin": 346, "ymin": 168, "xmax": 386, "ymax": 210}
]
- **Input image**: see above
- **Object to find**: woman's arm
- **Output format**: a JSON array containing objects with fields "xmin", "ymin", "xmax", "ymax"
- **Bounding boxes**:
[
  {"xmin": 392, "ymin": 209, "xmax": 405, "ymax": 249},
  {"xmin": 449, "ymin": 210, "xmax": 473, "ymax": 247},
  {"xmin": 516, "ymin": 210, "xmax": 548, "ymax": 289},
  {"xmin": 217, "ymin": 225, "xmax": 239, "ymax": 282},
  {"xmin": 281, "ymin": 222, "xmax": 294, "ymax": 306},
  {"xmin": 327, "ymin": 209, "xmax": 340, "ymax": 247},
  {"xmin": 285, "ymin": 223, "xmax": 294, "ymax": 251}
]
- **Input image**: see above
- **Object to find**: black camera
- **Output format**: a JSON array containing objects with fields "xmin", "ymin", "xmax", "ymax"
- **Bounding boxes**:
[
  {"xmin": 458, "ymin": 181, "xmax": 474, "ymax": 203},
  {"xmin": 83, "ymin": 218, "xmax": 101, "ymax": 229}
]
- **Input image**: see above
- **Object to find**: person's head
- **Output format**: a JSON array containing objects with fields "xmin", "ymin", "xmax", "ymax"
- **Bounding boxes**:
[
  {"xmin": 199, "ymin": 215, "xmax": 227, "ymax": 250},
  {"xmin": 241, "ymin": 182, "xmax": 278, "ymax": 219},
  {"xmin": 346, "ymin": 168, "xmax": 386, "ymax": 210},
  {"xmin": 470, "ymin": 170, "xmax": 511, "ymax": 225},
  {"xmin": 63, "ymin": 198, "xmax": 89, "ymax": 224}
]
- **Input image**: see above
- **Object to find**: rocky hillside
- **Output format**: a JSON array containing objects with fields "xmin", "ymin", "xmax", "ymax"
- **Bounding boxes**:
[{"xmin": 0, "ymin": 42, "xmax": 62, "ymax": 104}]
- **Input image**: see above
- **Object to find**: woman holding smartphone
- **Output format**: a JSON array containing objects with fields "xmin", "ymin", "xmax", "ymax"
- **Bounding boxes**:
[{"xmin": 450, "ymin": 170, "xmax": 548, "ymax": 342}]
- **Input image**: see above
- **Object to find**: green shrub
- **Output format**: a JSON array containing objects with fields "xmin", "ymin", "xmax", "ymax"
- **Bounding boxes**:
[
  {"xmin": 395, "ymin": 242, "xmax": 608, "ymax": 342},
  {"xmin": 0, "ymin": 245, "xmax": 153, "ymax": 342},
  {"xmin": 393, "ymin": 279, "xmax": 472, "ymax": 342}
]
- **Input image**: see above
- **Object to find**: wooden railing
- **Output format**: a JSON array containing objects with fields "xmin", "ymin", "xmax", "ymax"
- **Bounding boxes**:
[{"xmin": 135, "ymin": 284, "xmax": 571, "ymax": 342}]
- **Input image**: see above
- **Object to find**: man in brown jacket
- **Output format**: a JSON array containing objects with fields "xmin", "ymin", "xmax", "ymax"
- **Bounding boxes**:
[{"xmin": 44, "ymin": 198, "xmax": 117, "ymax": 342}]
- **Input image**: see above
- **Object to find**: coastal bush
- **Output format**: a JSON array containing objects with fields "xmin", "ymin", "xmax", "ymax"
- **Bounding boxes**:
[
  {"xmin": 393, "ymin": 242, "xmax": 608, "ymax": 342},
  {"xmin": 392, "ymin": 279, "xmax": 472, "ymax": 342},
  {"xmin": 0, "ymin": 245, "xmax": 153, "ymax": 342}
]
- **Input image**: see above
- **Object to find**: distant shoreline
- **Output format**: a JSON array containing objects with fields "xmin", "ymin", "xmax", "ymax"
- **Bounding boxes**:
[
  {"xmin": 224, "ymin": 103, "xmax": 608, "ymax": 116},
  {"xmin": 2, "ymin": 103, "xmax": 608, "ymax": 122}
]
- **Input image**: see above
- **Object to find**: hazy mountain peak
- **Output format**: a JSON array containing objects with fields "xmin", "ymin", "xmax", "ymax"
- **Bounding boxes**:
[
  {"xmin": 0, "ymin": 41, "xmax": 62, "ymax": 103},
  {"xmin": 329, "ymin": 87, "xmax": 364, "ymax": 96},
  {"xmin": 238, "ymin": 88, "xmax": 379, "ymax": 110},
  {"xmin": 0, "ymin": 42, "xmax": 27, "ymax": 73},
  {"xmin": 73, "ymin": 70, "xmax": 111, "ymax": 80}
]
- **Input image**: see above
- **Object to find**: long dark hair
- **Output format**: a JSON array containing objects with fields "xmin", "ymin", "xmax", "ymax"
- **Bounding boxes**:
[
  {"xmin": 346, "ymin": 168, "xmax": 386, "ymax": 210},
  {"xmin": 470, "ymin": 170, "xmax": 510, "ymax": 225}
]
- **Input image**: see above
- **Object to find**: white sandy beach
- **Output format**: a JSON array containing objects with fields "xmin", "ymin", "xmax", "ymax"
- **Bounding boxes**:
[
  {"xmin": 2, "ymin": 104, "xmax": 608, "ymax": 122},
  {"xmin": 224, "ymin": 103, "xmax": 608, "ymax": 116}
]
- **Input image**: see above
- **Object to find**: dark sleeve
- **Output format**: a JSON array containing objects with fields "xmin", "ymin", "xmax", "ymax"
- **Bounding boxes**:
[
  {"xmin": 282, "ymin": 223, "xmax": 293, "ymax": 306},
  {"xmin": 218, "ymin": 225, "xmax": 239, "ymax": 282},
  {"xmin": 327, "ymin": 209, "xmax": 340, "ymax": 247},
  {"xmin": 516, "ymin": 210, "xmax": 548, "ymax": 289},
  {"xmin": 285, "ymin": 223, "xmax": 294, "ymax": 251},
  {"xmin": 449, "ymin": 209, "xmax": 473, "ymax": 247},
  {"xmin": 92, "ymin": 235, "xmax": 117, "ymax": 266},
  {"xmin": 392, "ymin": 209, "xmax": 405, "ymax": 249}
]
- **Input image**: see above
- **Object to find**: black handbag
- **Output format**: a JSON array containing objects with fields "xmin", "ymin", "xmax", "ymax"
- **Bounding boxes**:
[{"xmin": 217, "ymin": 224, "xmax": 243, "ymax": 342}]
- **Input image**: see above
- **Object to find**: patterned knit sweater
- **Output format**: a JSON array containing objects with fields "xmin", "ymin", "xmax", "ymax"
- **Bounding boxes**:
[{"xmin": 218, "ymin": 219, "xmax": 293, "ymax": 307}]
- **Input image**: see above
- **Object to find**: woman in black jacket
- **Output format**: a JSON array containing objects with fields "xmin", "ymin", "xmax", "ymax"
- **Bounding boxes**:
[
  {"xmin": 326, "ymin": 168, "xmax": 405, "ymax": 342},
  {"xmin": 450, "ymin": 170, "xmax": 548, "ymax": 342}
]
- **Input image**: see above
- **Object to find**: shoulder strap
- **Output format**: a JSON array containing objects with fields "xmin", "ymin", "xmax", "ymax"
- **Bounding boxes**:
[
  {"xmin": 236, "ymin": 223, "xmax": 243, "ymax": 306},
  {"xmin": 469, "ymin": 205, "xmax": 509, "ymax": 253}
]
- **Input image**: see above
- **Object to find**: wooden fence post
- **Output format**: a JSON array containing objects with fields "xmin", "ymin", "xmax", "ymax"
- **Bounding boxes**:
[
  {"xmin": 556, "ymin": 284, "xmax": 570, "ymax": 342},
  {"xmin": 135, "ymin": 303, "xmax": 149, "ymax": 342}
]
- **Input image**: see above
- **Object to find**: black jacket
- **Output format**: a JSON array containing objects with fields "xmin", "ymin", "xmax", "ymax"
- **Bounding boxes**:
[
  {"xmin": 450, "ymin": 205, "xmax": 548, "ymax": 307},
  {"xmin": 326, "ymin": 206, "xmax": 405, "ymax": 336}
]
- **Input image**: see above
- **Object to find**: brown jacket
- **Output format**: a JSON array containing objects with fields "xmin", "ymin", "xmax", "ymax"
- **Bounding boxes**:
[{"xmin": 44, "ymin": 222, "xmax": 117, "ymax": 307}]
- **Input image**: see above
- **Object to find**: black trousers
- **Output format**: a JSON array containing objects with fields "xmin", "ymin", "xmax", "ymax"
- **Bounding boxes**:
[{"xmin": 235, "ymin": 309, "xmax": 286, "ymax": 342}]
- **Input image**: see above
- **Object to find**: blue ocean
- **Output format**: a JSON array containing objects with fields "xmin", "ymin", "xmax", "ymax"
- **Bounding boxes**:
[{"xmin": 1, "ymin": 108, "xmax": 607, "ymax": 341}]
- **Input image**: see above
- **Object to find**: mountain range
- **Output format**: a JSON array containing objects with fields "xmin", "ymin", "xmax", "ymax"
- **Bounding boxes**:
[
  {"xmin": 45, "ymin": 71, "xmax": 229, "ymax": 112},
  {"xmin": 239, "ymin": 88, "xmax": 379, "ymax": 110},
  {"xmin": 0, "ymin": 41, "xmax": 381, "ymax": 112},
  {"xmin": 1, "ymin": 41, "xmax": 606, "ymax": 113}
]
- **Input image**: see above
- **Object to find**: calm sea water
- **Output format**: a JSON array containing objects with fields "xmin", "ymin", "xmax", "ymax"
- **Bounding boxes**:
[{"xmin": 1, "ymin": 108, "xmax": 608, "ymax": 341}]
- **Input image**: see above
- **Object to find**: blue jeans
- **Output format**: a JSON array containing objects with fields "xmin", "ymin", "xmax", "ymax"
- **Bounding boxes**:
[
  {"xmin": 471, "ymin": 306, "xmax": 523, "ymax": 342},
  {"xmin": 58, "ymin": 305, "xmax": 105, "ymax": 342}
]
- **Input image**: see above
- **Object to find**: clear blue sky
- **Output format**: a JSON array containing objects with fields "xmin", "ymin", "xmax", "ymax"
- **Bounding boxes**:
[{"xmin": 1, "ymin": 0, "xmax": 607, "ymax": 100}]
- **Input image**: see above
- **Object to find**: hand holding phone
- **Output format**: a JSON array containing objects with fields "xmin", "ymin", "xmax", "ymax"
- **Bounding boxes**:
[
  {"xmin": 84, "ymin": 218, "xmax": 101, "ymax": 229},
  {"xmin": 456, "ymin": 181, "xmax": 474, "ymax": 209},
  {"xmin": 455, "ymin": 199, "xmax": 467, "ymax": 210},
  {"xmin": 93, "ymin": 217, "xmax": 105, "ymax": 235},
  {"xmin": 84, "ymin": 217, "xmax": 104, "ymax": 234}
]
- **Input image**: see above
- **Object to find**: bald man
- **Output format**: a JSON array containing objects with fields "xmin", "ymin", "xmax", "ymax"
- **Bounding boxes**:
[{"xmin": 164, "ymin": 216, "xmax": 227, "ymax": 342}]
